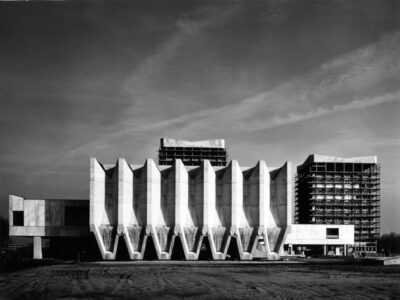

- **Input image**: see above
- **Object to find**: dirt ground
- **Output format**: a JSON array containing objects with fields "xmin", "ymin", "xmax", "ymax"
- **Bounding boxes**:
[{"xmin": 0, "ymin": 261, "xmax": 399, "ymax": 300}]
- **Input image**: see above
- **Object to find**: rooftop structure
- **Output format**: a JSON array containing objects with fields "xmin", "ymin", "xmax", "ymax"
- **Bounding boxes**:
[
  {"xmin": 295, "ymin": 154, "xmax": 380, "ymax": 249},
  {"xmin": 158, "ymin": 138, "xmax": 227, "ymax": 166}
]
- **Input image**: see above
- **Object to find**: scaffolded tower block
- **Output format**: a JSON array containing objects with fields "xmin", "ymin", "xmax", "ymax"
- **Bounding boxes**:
[
  {"xmin": 295, "ymin": 155, "xmax": 380, "ymax": 243},
  {"xmin": 158, "ymin": 138, "xmax": 228, "ymax": 166}
]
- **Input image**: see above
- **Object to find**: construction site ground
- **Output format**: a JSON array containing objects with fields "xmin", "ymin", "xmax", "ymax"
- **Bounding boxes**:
[{"xmin": 0, "ymin": 260, "xmax": 399, "ymax": 299}]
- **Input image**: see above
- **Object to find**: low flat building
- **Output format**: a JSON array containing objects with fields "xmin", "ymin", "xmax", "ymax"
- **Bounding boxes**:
[
  {"xmin": 9, "ymin": 196, "xmax": 90, "ymax": 259},
  {"xmin": 284, "ymin": 224, "xmax": 354, "ymax": 256}
]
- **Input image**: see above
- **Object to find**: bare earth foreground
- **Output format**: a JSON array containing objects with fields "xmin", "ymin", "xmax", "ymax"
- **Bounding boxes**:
[{"xmin": 0, "ymin": 262, "xmax": 399, "ymax": 300}]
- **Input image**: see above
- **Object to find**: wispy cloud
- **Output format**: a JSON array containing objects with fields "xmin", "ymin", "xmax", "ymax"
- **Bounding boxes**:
[
  {"xmin": 121, "ymin": 4, "xmax": 241, "ymax": 102},
  {"xmin": 35, "ymin": 29, "xmax": 400, "ymax": 163},
  {"xmin": 150, "ymin": 30, "xmax": 400, "ymax": 135},
  {"xmin": 248, "ymin": 91, "xmax": 400, "ymax": 131}
]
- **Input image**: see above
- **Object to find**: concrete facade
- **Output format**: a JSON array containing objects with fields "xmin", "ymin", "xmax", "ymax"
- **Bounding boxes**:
[
  {"xmin": 8, "ymin": 156, "xmax": 356, "ymax": 260},
  {"xmin": 285, "ymin": 224, "xmax": 354, "ymax": 256},
  {"xmin": 8, "ymin": 196, "xmax": 90, "ymax": 259},
  {"xmin": 89, "ymin": 158, "xmax": 291, "ymax": 260},
  {"xmin": 9, "ymin": 196, "xmax": 89, "ymax": 237}
]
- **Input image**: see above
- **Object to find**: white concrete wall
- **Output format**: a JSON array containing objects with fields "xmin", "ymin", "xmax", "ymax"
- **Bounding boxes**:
[
  {"xmin": 285, "ymin": 224, "xmax": 354, "ymax": 245},
  {"xmin": 87, "ymin": 158, "xmax": 292, "ymax": 260},
  {"xmin": 9, "ymin": 196, "xmax": 89, "ymax": 237},
  {"xmin": 9, "ymin": 157, "xmax": 293, "ymax": 261}
]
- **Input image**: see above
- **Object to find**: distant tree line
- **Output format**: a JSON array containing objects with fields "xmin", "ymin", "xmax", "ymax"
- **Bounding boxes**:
[
  {"xmin": 0, "ymin": 216, "xmax": 9, "ymax": 248},
  {"xmin": 377, "ymin": 232, "xmax": 400, "ymax": 256}
]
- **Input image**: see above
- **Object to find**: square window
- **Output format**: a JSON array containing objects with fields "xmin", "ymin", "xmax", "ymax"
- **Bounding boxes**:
[
  {"xmin": 13, "ymin": 211, "xmax": 24, "ymax": 226},
  {"xmin": 326, "ymin": 228, "xmax": 339, "ymax": 239}
]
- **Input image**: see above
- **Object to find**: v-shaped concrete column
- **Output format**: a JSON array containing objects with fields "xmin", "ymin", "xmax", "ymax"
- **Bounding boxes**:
[{"xmin": 90, "ymin": 158, "xmax": 119, "ymax": 260}]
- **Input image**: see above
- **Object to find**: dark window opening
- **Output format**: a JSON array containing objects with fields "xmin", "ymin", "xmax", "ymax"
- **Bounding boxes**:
[
  {"xmin": 327, "ymin": 228, "xmax": 339, "ymax": 239},
  {"xmin": 143, "ymin": 236, "xmax": 158, "ymax": 260},
  {"xmin": 226, "ymin": 237, "xmax": 241, "ymax": 260},
  {"xmin": 116, "ymin": 237, "xmax": 131, "ymax": 261},
  {"xmin": 65, "ymin": 206, "xmax": 89, "ymax": 226},
  {"xmin": 13, "ymin": 211, "xmax": 24, "ymax": 226},
  {"xmin": 198, "ymin": 236, "xmax": 213, "ymax": 260},
  {"xmin": 171, "ymin": 236, "xmax": 186, "ymax": 260}
]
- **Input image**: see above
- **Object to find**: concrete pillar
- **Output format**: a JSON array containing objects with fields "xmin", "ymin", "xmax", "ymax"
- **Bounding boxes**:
[
  {"xmin": 174, "ymin": 159, "xmax": 188, "ymax": 228},
  {"xmin": 230, "ymin": 160, "xmax": 243, "ymax": 229},
  {"xmin": 33, "ymin": 237, "xmax": 42, "ymax": 259},
  {"xmin": 202, "ymin": 160, "xmax": 215, "ymax": 229},
  {"xmin": 344, "ymin": 244, "xmax": 347, "ymax": 256},
  {"xmin": 145, "ymin": 159, "xmax": 161, "ymax": 226},
  {"xmin": 323, "ymin": 245, "xmax": 327, "ymax": 256},
  {"xmin": 118, "ymin": 158, "xmax": 133, "ymax": 232}
]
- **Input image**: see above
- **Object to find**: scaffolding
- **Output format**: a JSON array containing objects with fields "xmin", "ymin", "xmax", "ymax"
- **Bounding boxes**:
[
  {"xmin": 295, "ymin": 162, "xmax": 380, "ymax": 242},
  {"xmin": 158, "ymin": 146, "xmax": 228, "ymax": 166}
]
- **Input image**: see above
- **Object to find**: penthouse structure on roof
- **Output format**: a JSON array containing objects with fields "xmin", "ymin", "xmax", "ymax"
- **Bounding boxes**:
[{"xmin": 158, "ymin": 138, "xmax": 227, "ymax": 166}]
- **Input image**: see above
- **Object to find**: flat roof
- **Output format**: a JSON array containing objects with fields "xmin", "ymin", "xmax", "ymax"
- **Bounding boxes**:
[
  {"xmin": 310, "ymin": 154, "xmax": 377, "ymax": 164},
  {"xmin": 298, "ymin": 154, "xmax": 378, "ymax": 172},
  {"xmin": 160, "ymin": 138, "xmax": 225, "ymax": 149}
]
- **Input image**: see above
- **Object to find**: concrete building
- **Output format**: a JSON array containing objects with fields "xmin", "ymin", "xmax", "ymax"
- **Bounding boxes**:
[
  {"xmin": 8, "ymin": 143, "xmax": 357, "ymax": 260},
  {"xmin": 89, "ymin": 158, "xmax": 292, "ymax": 260},
  {"xmin": 8, "ymin": 196, "xmax": 90, "ymax": 259},
  {"xmin": 295, "ymin": 155, "xmax": 380, "ymax": 253},
  {"xmin": 158, "ymin": 138, "xmax": 227, "ymax": 166},
  {"xmin": 284, "ymin": 224, "xmax": 355, "ymax": 256}
]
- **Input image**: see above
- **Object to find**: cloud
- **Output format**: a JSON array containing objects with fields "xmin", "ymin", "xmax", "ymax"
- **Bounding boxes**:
[
  {"xmin": 11, "ymin": 29, "xmax": 400, "ymax": 171},
  {"xmin": 247, "ymin": 91, "xmax": 400, "ymax": 131},
  {"xmin": 121, "ymin": 4, "xmax": 241, "ymax": 101},
  {"xmin": 118, "ymin": 29, "xmax": 398, "ymax": 138}
]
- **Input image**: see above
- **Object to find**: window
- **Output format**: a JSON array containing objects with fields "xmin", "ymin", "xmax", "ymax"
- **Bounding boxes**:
[
  {"xmin": 64, "ymin": 207, "xmax": 88, "ymax": 226},
  {"xmin": 326, "ymin": 228, "xmax": 339, "ymax": 239},
  {"xmin": 13, "ymin": 211, "xmax": 24, "ymax": 226}
]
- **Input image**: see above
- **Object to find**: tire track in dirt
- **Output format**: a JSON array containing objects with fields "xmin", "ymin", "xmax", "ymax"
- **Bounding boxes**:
[{"xmin": 0, "ymin": 264, "xmax": 399, "ymax": 299}]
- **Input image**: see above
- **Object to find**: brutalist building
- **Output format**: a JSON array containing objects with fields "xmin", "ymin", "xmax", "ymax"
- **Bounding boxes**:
[{"xmin": 9, "ymin": 140, "xmax": 367, "ymax": 260}]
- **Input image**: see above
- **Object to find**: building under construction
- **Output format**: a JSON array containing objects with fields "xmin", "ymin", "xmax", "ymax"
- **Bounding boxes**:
[
  {"xmin": 8, "ymin": 142, "xmax": 358, "ymax": 260},
  {"xmin": 158, "ymin": 138, "xmax": 227, "ymax": 166},
  {"xmin": 295, "ymin": 155, "xmax": 380, "ymax": 253}
]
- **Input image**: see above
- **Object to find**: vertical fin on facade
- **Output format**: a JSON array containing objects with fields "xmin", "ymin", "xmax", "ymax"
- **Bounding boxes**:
[
  {"xmin": 143, "ymin": 158, "xmax": 164, "ymax": 259},
  {"xmin": 267, "ymin": 161, "xmax": 292, "ymax": 257},
  {"xmin": 117, "ymin": 158, "xmax": 138, "ymax": 259},
  {"xmin": 90, "ymin": 158, "xmax": 120, "ymax": 260},
  {"xmin": 87, "ymin": 157, "xmax": 293, "ymax": 260}
]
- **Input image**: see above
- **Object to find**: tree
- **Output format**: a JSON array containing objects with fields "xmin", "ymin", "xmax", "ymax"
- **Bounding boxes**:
[
  {"xmin": 0, "ymin": 216, "xmax": 9, "ymax": 248},
  {"xmin": 378, "ymin": 232, "xmax": 400, "ymax": 256}
]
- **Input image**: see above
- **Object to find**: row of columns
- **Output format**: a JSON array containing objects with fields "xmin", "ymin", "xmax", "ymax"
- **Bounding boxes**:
[{"xmin": 89, "ymin": 157, "xmax": 290, "ymax": 260}]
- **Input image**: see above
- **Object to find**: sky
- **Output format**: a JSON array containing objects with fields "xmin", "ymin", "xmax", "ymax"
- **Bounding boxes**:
[{"xmin": 0, "ymin": 0, "xmax": 399, "ymax": 233}]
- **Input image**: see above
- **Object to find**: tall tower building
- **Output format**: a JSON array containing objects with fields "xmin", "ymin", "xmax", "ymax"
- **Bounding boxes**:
[
  {"xmin": 295, "ymin": 155, "xmax": 380, "ymax": 252},
  {"xmin": 158, "ymin": 138, "xmax": 228, "ymax": 166}
]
